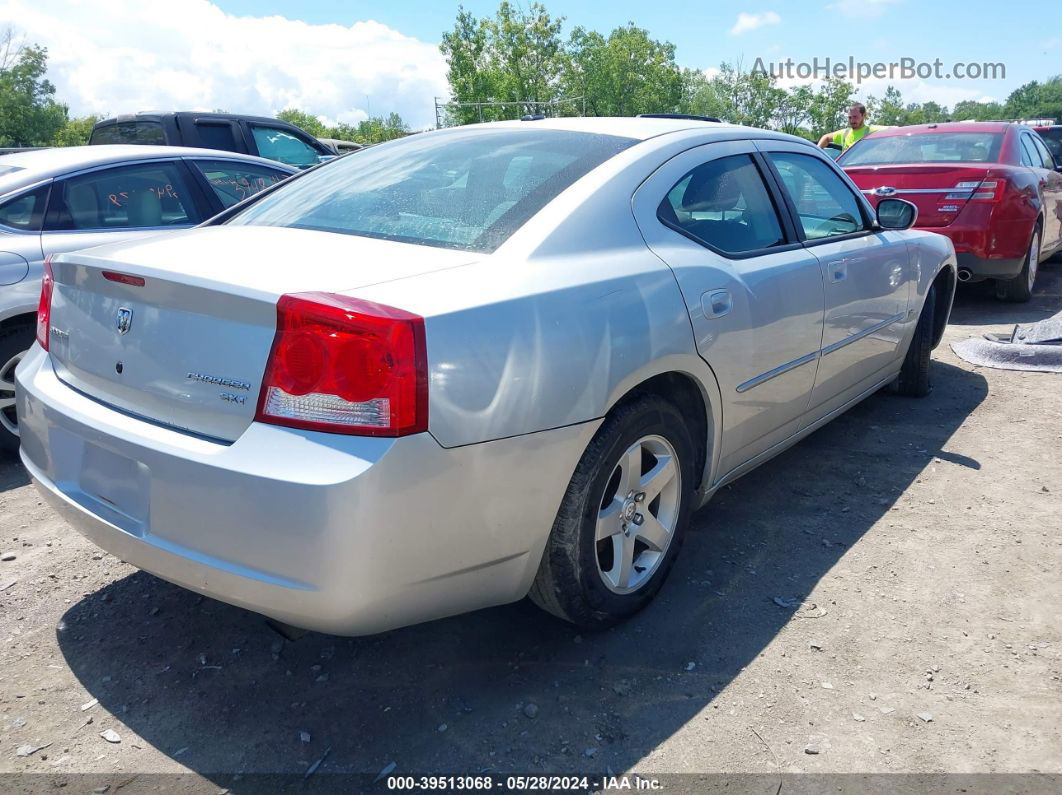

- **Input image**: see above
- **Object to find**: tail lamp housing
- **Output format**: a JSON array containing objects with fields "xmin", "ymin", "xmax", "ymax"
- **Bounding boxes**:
[
  {"xmin": 255, "ymin": 292, "xmax": 428, "ymax": 437},
  {"xmin": 36, "ymin": 256, "xmax": 54, "ymax": 351}
]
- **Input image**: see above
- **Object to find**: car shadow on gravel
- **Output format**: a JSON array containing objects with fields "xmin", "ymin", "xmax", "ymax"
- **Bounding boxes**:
[
  {"xmin": 950, "ymin": 262, "xmax": 1061, "ymax": 326},
  {"xmin": 55, "ymin": 360, "xmax": 987, "ymax": 784},
  {"xmin": 0, "ymin": 451, "xmax": 30, "ymax": 492}
]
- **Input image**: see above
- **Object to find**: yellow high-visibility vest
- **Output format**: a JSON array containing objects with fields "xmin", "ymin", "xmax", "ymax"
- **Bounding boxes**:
[{"xmin": 832, "ymin": 125, "xmax": 885, "ymax": 150}]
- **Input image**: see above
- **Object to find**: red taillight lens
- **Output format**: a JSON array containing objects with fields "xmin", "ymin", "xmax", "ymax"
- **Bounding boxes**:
[
  {"xmin": 35, "ymin": 256, "xmax": 54, "ymax": 351},
  {"xmin": 255, "ymin": 292, "xmax": 428, "ymax": 437},
  {"xmin": 102, "ymin": 270, "xmax": 146, "ymax": 287}
]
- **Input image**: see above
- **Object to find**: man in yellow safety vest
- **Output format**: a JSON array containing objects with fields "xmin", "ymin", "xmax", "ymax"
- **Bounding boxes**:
[{"xmin": 818, "ymin": 103, "xmax": 885, "ymax": 151}]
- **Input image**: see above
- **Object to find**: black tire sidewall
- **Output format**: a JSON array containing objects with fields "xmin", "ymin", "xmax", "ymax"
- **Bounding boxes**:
[
  {"xmin": 0, "ymin": 323, "xmax": 35, "ymax": 453},
  {"xmin": 571, "ymin": 398, "xmax": 695, "ymax": 622}
]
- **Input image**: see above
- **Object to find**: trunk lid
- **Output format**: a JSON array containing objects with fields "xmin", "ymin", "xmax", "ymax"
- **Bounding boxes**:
[
  {"xmin": 843, "ymin": 163, "xmax": 993, "ymax": 227},
  {"xmin": 46, "ymin": 225, "xmax": 476, "ymax": 441}
]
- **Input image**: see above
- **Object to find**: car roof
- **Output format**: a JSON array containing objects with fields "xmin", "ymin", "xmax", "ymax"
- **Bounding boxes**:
[
  {"xmin": 0, "ymin": 145, "xmax": 295, "ymax": 194},
  {"xmin": 868, "ymin": 122, "xmax": 1012, "ymax": 137},
  {"xmin": 96, "ymin": 111, "xmax": 289, "ymax": 126},
  {"xmin": 448, "ymin": 115, "xmax": 809, "ymax": 144}
]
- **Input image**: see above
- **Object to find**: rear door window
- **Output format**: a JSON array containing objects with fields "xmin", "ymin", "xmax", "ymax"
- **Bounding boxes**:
[
  {"xmin": 657, "ymin": 154, "xmax": 786, "ymax": 254},
  {"xmin": 194, "ymin": 123, "xmax": 239, "ymax": 152},
  {"xmin": 90, "ymin": 122, "xmax": 166, "ymax": 145},
  {"xmin": 191, "ymin": 160, "xmax": 289, "ymax": 208},
  {"xmin": 1019, "ymin": 135, "xmax": 1042, "ymax": 168},
  {"xmin": 46, "ymin": 161, "xmax": 200, "ymax": 230},
  {"xmin": 1031, "ymin": 136, "xmax": 1056, "ymax": 171},
  {"xmin": 0, "ymin": 184, "xmax": 49, "ymax": 231},
  {"xmin": 768, "ymin": 152, "xmax": 867, "ymax": 240},
  {"xmin": 250, "ymin": 126, "xmax": 321, "ymax": 168}
]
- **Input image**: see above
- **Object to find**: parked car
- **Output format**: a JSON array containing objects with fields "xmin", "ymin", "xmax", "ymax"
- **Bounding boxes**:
[
  {"xmin": 0, "ymin": 145, "xmax": 295, "ymax": 450},
  {"xmin": 1034, "ymin": 125, "xmax": 1062, "ymax": 164},
  {"xmin": 318, "ymin": 138, "xmax": 364, "ymax": 155},
  {"xmin": 838, "ymin": 122, "xmax": 1062, "ymax": 302},
  {"xmin": 89, "ymin": 112, "xmax": 333, "ymax": 169},
  {"xmin": 16, "ymin": 118, "xmax": 956, "ymax": 635}
]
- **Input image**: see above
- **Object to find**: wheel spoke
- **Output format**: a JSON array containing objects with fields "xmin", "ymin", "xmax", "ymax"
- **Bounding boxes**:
[
  {"xmin": 596, "ymin": 496, "xmax": 624, "ymax": 541},
  {"xmin": 0, "ymin": 396, "xmax": 15, "ymax": 411},
  {"xmin": 639, "ymin": 455, "xmax": 676, "ymax": 503},
  {"xmin": 605, "ymin": 534, "xmax": 636, "ymax": 590},
  {"xmin": 618, "ymin": 441, "xmax": 642, "ymax": 496},
  {"xmin": 636, "ymin": 511, "xmax": 671, "ymax": 552}
]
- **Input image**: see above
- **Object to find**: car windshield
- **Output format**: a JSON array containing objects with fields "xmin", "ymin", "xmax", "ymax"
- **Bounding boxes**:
[
  {"xmin": 226, "ymin": 128, "xmax": 636, "ymax": 252},
  {"xmin": 840, "ymin": 132, "xmax": 1003, "ymax": 165}
]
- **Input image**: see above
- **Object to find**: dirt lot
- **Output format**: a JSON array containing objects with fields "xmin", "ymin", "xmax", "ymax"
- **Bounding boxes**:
[{"xmin": 1, "ymin": 266, "xmax": 1060, "ymax": 790}]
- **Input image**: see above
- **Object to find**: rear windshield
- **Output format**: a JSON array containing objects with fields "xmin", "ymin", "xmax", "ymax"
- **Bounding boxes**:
[
  {"xmin": 840, "ymin": 132, "xmax": 1003, "ymax": 165},
  {"xmin": 90, "ymin": 121, "xmax": 166, "ymax": 145},
  {"xmin": 1038, "ymin": 129, "xmax": 1062, "ymax": 161},
  {"xmin": 226, "ymin": 128, "xmax": 636, "ymax": 252}
]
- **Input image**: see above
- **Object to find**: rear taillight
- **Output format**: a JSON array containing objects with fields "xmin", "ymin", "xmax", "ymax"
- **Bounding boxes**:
[
  {"xmin": 947, "ymin": 179, "xmax": 1005, "ymax": 202},
  {"xmin": 255, "ymin": 292, "xmax": 428, "ymax": 437},
  {"xmin": 35, "ymin": 256, "xmax": 54, "ymax": 351}
]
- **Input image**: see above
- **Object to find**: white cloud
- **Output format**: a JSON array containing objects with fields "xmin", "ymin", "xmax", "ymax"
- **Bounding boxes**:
[
  {"xmin": 0, "ymin": 0, "xmax": 450, "ymax": 130},
  {"xmin": 825, "ymin": 0, "xmax": 900, "ymax": 19},
  {"xmin": 730, "ymin": 11, "xmax": 781, "ymax": 36}
]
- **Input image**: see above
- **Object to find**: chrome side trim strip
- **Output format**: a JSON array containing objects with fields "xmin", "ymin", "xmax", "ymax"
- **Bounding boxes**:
[
  {"xmin": 861, "ymin": 188, "xmax": 973, "ymax": 195},
  {"xmin": 821, "ymin": 312, "xmax": 906, "ymax": 356},
  {"xmin": 736, "ymin": 351, "xmax": 819, "ymax": 394}
]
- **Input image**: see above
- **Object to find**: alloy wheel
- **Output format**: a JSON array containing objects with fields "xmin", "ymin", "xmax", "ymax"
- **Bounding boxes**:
[
  {"xmin": 0, "ymin": 349, "xmax": 24, "ymax": 438},
  {"xmin": 595, "ymin": 434, "xmax": 682, "ymax": 594}
]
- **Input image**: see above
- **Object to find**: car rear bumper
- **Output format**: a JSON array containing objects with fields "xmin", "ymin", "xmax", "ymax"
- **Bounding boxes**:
[
  {"xmin": 16, "ymin": 345, "xmax": 597, "ymax": 635},
  {"xmin": 955, "ymin": 252, "xmax": 1024, "ymax": 280}
]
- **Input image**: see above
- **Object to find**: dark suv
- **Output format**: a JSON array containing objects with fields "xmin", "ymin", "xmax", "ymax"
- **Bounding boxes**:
[
  {"xmin": 90, "ymin": 112, "xmax": 331, "ymax": 168},
  {"xmin": 1034, "ymin": 125, "xmax": 1062, "ymax": 164}
]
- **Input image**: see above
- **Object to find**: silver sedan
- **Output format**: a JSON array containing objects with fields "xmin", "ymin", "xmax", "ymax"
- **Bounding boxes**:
[
  {"xmin": 16, "ymin": 118, "xmax": 956, "ymax": 634},
  {"xmin": 0, "ymin": 145, "xmax": 295, "ymax": 449}
]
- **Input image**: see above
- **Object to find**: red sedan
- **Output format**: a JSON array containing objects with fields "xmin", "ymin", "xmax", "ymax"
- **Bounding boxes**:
[{"xmin": 839, "ymin": 122, "xmax": 1062, "ymax": 301}]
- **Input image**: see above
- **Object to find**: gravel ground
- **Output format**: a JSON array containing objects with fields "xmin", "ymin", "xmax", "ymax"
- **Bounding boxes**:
[{"xmin": 1, "ymin": 266, "xmax": 1060, "ymax": 789}]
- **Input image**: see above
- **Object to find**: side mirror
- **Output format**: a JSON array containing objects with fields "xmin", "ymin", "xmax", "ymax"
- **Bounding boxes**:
[{"xmin": 876, "ymin": 198, "xmax": 917, "ymax": 230}]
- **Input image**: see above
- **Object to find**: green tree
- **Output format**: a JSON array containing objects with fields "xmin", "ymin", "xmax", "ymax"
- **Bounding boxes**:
[
  {"xmin": 804, "ymin": 78, "xmax": 857, "ymax": 137},
  {"xmin": 564, "ymin": 23, "xmax": 684, "ymax": 117},
  {"xmin": 440, "ymin": 3, "xmax": 565, "ymax": 123},
  {"xmin": 277, "ymin": 108, "xmax": 328, "ymax": 138},
  {"xmin": 951, "ymin": 99, "xmax": 1004, "ymax": 121},
  {"xmin": 0, "ymin": 28, "xmax": 68, "ymax": 147},
  {"xmin": 686, "ymin": 63, "xmax": 785, "ymax": 128},
  {"xmin": 866, "ymin": 85, "xmax": 906, "ymax": 126},
  {"xmin": 52, "ymin": 114, "xmax": 98, "ymax": 146}
]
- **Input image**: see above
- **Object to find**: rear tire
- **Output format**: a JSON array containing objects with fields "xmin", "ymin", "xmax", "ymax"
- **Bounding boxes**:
[
  {"xmin": 890, "ymin": 287, "xmax": 935, "ymax": 398},
  {"xmin": 529, "ymin": 394, "xmax": 696, "ymax": 629},
  {"xmin": 995, "ymin": 226, "xmax": 1040, "ymax": 303},
  {"xmin": 0, "ymin": 323, "xmax": 35, "ymax": 454}
]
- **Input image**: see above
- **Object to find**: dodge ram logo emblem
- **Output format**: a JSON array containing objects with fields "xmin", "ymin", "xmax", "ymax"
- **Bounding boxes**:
[{"xmin": 115, "ymin": 307, "xmax": 133, "ymax": 335}]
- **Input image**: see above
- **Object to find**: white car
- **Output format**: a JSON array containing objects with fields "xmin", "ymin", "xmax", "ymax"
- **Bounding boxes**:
[{"xmin": 0, "ymin": 145, "xmax": 295, "ymax": 449}]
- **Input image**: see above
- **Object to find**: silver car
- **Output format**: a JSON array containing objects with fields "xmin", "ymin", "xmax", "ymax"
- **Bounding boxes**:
[
  {"xmin": 16, "ymin": 118, "xmax": 957, "ymax": 635},
  {"xmin": 0, "ymin": 145, "xmax": 295, "ymax": 450}
]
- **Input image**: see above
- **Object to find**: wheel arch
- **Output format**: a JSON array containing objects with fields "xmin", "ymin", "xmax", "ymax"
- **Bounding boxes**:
[
  {"xmin": 604, "ymin": 363, "xmax": 721, "ymax": 495},
  {"xmin": 928, "ymin": 263, "xmax": 956, "ymax": 349}
]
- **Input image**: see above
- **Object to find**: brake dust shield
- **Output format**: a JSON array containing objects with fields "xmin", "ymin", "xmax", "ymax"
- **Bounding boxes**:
[{"xmin": 951, "ymin": 314, "xmax": 1062, "ymax": 373}]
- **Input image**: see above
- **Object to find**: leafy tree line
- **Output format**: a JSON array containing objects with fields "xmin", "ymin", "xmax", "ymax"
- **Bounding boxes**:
[
  {"xmin": 439, "ymin": 1, "xmax": 1062, "ymax": 139},
  {"xmin": 0, "ymin": 26, "xmax": 410, "ymax": 148},
  {"xmin": 275, "ymin": 109, "xmax": 409, "ymax": 145}
]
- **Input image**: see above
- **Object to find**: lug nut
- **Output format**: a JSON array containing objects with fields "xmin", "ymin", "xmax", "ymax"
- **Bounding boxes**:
[
  {"xmin": 633, "ymin": 514, "xmax": 644, "ymax": 526},
  {"xmin": 635, "ymin": 492, "xmax": 645, "ymax": 502}
]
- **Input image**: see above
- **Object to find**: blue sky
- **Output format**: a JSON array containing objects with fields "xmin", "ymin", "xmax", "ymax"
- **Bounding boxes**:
[
  {"xmin": 214, "ymin": 0, "xmax": 1056, "ymax": 106},
  {"xmin": 5, "ymin": 0, "xmax": 1055, "ymax": 130}
]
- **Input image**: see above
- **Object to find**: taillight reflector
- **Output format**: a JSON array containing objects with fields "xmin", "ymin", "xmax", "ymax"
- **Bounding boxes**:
[
  {"xmin": 102, "ymin": 271, "xmax": 146, "ymax": 286},
  {"xmin": 36, "ymin": 256, "xmax": 54, "ymax": 351},
  {"xmin": 255, "ymin": 292, "xmax": 428, "ymax": 437}
]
